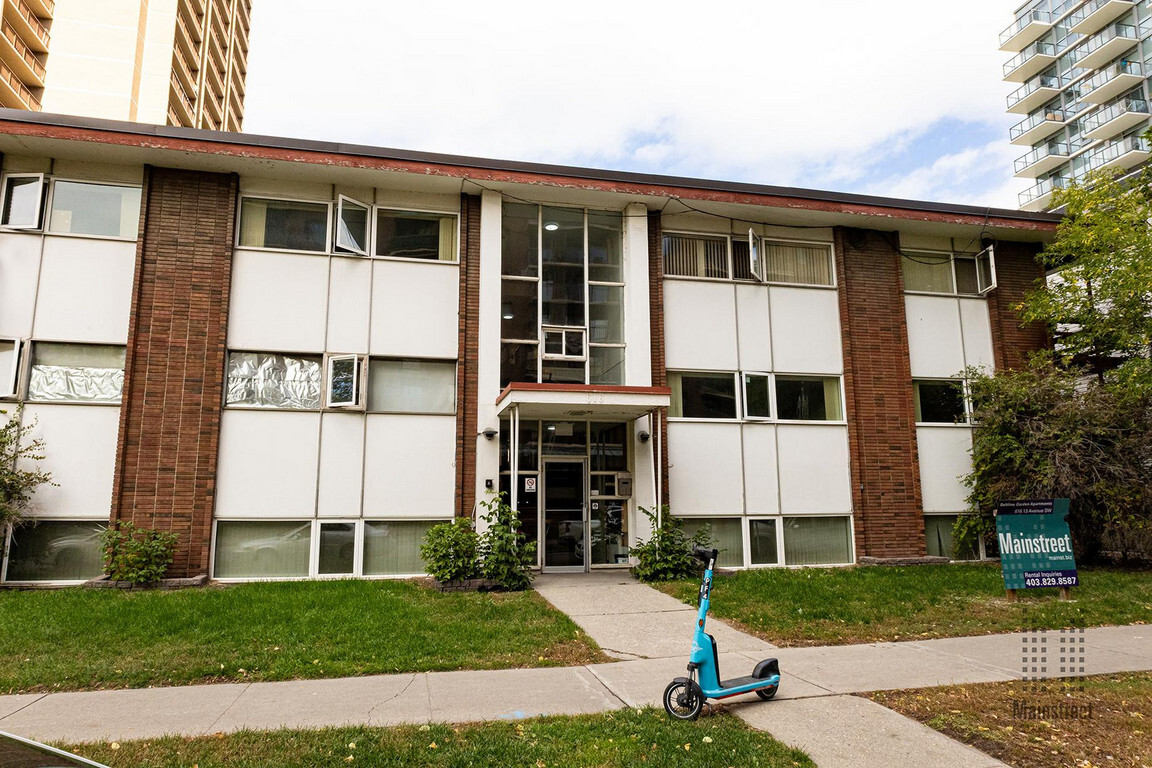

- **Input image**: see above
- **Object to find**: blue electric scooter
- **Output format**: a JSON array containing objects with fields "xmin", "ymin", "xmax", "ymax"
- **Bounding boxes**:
[{"xmin": 663, "ymin": 547, "xmax": 781, "ymax": 720}]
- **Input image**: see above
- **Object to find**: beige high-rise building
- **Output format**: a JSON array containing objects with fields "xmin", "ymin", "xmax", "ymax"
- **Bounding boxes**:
[{"xmin": 0, "ymin": 0, "xmax": 251, "ymax": 131}]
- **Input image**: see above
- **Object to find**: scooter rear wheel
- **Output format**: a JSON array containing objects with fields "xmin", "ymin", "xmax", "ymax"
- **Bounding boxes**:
[
  {"xmin": 755, "ymin": 683, "xmax": 779, "ymax": 701},
  {"xmin": 663, "ymin": 681, "xmax": 703, "ymax": 720}
]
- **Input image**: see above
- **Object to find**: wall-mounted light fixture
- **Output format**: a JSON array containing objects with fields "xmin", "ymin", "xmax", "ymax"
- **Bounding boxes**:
[
  {"xmin": 638, "ymin": 431, "xmax": 651, "ymax": 443},
  {"xmin": 543, "ymin": 221, "xmax": 560, "ymax": 231},
  {"xmin": 481, "ymin": 428, "xmax": 498, "ymax": 440}
]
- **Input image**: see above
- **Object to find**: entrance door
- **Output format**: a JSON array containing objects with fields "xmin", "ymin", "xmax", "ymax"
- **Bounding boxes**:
[{"xmin": 542, "ymin": 459, "xmax": 587, "ymax": 572}]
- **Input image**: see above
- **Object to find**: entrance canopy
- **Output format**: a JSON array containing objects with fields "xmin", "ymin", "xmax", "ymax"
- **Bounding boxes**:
[{"xmin": 495, "ymin": 383, "xmax": 671, "ymax": 421}]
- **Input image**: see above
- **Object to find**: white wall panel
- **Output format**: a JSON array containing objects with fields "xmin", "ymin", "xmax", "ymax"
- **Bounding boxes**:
[
  {"xmin": 317, "ymin": 412, "xmax": 365, "ymax": 518},
  {"xmin": 777, "ymin": 425, "xmax": 852, "ymax": 513},
  {"xmin": 742, "ymin": 423, "xmax": 779, "ymax": 515},
  {"xmin": 370, "ymin": 261, "xmax": 458, "ymax": 358},
  {"xmin": 663, "ymin": 281, "xmax": 737, "ymax": 370},
  {"xmin": 735, "ymin": 285, "xmax": 772, "ymax": 372},
  {"xmin": 34, "ymin": 237, "xmax": 134, "ymax": 343},
  {"xmin": 363, "ymin": 415, "xmax": 455, "ymax": 518},
  {"xmin": 917, "ymin": 426, "xmax": 974, "ymax": 512},
  {"xmin": 215, "ymin": 410, "xmax": 320, "ymax": 517},
  {"xmin": 959, "ymin": 299, "xmax": 995, "ymax": 373},
  {"xmin": 0, "ymin": 234, "xmax": 41, "ymax": 338},
  {"xmin": 228, "ymin": 250, "xmax": 328, "ymax": 352},
  {"xmin": 326, "ymin": 256, "xmax": 371, "ymax": 354},
  {"xmin": 667, "ymin": 421, "xmax": 743, "ymax": 515},
  {"xmin": 623, "ymin": 202, "xmax": 652, "ymax": 386},
  {"xmin": 769, "ymin": 287, "xmax": 842, "ymax": 374},
  {"xmin": 905, "ymin": 295, "xmax": 965, "ymax": 378},
  {"xmin": 20, "ymin": 404, "xmax": 118, "ymax": 518}
]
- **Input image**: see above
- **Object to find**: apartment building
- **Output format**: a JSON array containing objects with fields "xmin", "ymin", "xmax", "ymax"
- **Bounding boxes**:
[
  {"xmin": 0, "ymin": 0, "xmax": 250, "ymax": 130},
  {"xmin": 1003, "ymin": 0, "xmax": 1151, "ymax": 210},
  {"xmin": 0, "ymin": 110, "xmax": 1059, "ymax": 584}
]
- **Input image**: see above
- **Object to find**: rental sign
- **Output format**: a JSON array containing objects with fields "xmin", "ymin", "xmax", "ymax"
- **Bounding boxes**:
[{"xmin": 995, "ymin": 499, "xmax": 1078, "ymax": 591}]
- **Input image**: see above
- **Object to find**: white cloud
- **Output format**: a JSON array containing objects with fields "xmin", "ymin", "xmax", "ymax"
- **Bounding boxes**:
[{"xmin": 243, "ymin": 0, "xmax": 1025, "ymax": 206}]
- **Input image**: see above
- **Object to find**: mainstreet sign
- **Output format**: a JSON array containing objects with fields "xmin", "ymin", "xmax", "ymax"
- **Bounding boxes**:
[{"xmin": 995, "ymin": 499, "xmax": 1078, "ymax": 591}]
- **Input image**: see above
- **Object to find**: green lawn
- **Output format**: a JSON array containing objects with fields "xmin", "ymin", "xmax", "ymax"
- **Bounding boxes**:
[
  {"xmin": 658, "ymin": 564, "xmax": 1152, "ymax": 646},
  {"xmin": 61, "ymin": 709, "xmax": 814, "ymax": 768},
  {"xmin": 0, "ymin": 580, "xmax": 606, "ymax": 694}
]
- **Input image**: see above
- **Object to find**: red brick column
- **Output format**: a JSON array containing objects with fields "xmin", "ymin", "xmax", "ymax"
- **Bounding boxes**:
[
  {"xmin": 455, "ymin": 193, "xmax": 481, "ymax": 518},
  {"xmin": 834, "ymin": 227, "xmax": 925, "ymax": 559},
  {"xmin": 647, "ymin": 210, "xmax": 670, "ymax": 506},
  {"xmin": 110, "ymin": 167, "xmax": 238, "ymax": 578},
  {"xmin": 985, "ymin": 241, "xmax": 1049, "ymax": 371}
]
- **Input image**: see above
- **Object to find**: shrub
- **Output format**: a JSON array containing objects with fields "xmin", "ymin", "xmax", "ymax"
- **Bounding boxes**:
[
  {"xmin": 478, "ymin": 492, "xmax": 536, "ymax": 591},
  {"xmin": 420, "ymin": 517, "xmax": 480, "ymax": 585},
  {"xmin": 0, "ymin": 406, "xmax": 54, "ymax": 536},
  {"xmin": 630, "ymin": 505, "xmax": 713, "ymax": 582},
  {"xmin": 101, "ymin": 521, "xmax": 179, "ymax": 584}
]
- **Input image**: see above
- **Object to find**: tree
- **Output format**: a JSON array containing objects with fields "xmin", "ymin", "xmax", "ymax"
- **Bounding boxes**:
[{"xmin": 0, "ymin": 407, "xmax": 54, "ymax": 536}]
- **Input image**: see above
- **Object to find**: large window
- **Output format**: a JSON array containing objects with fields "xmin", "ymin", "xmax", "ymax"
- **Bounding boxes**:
[
  {"xmin": 213, "ymin": 521, "xmax": 311, "ymax": 579},
  {"xmin": 3, "ymin": 520, "xmax": 106, "ymax": 582},
  {"xmin": 28, "ymin": 343, "xmax": 125, "ymax": 403},
  {"xmin": 763, "ymin": 241, "xmax": 834, "ymax": 285},
  {"xmin": 782, "ymin": 516, "xmax": 853, "ymax": 565},
  {"xmin": 775, "ymin": 376, "xmax": 843, "ymax": 421},
  {"xmin": 367, "ymin": 358, "xmax": 455, "ymax": 414},
  {"xmin": 669, "ymin": 372, "xmax": 738, "ymax": 419},
  {"xmin": 663, "ymin": 233, "xmax": 729, "ymax": 278},
  {"xmin": 669, "ymin": 370, "xmax": 843, "ymax": 421},
  {"xmin": 914, "ymin": 380, "xmax": 967, "ymax": 424},
  {"xmin": 682, "ymin": 517, "xmax": 744, "ymax": 568},
  {"xmin": 239, "ymin": 197, "xmax": 329, "ymax": 252},
  {"xmin": 500, "ymin": 203, "xmax": 625, "ymax": 386},
  {"xmin": 664, "ymin": 232, "xmax": 834, "ymax": 286},
  {"xmin": 363, "ymin": 521, "xmax": 434, "ymax": 575},
  {"xmin": 226, "ymin": 351, "xmax": 323, "ymax": 409},
  {"xmin": 376, "ymin": 210, "xmax": 456, "ymax": 261},
  {"xmin": 902, "ymin": 249, "xmax": 995, "ymax": 295},
  {"xmin": 48, "ymin": 181, "xmax": 141, "ymax": 239}
]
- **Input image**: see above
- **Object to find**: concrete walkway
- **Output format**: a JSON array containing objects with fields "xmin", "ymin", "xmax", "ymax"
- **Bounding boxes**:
[{"xmin": 1, "ymin": 572, "xmax": 1148, "ymax": 768}]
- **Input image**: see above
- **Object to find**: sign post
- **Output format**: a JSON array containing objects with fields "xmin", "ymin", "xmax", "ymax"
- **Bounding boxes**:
[{"xmin": 995, "ymin": 499, "xmax": 1078, "ymax": 601}]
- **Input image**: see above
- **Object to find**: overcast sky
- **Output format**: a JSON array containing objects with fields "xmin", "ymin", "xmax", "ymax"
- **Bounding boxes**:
[{"xmin": 242, "ymin": 1, "xmax": 1025, "ymax": 209}]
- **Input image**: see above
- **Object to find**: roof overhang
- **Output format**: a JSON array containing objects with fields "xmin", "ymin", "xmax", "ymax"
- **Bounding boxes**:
[{"xmin": 495, "ymin": 383, "xmax": 671, "ymax": 421}]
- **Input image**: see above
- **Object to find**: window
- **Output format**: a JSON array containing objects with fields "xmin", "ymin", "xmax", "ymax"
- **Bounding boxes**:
[
  {"xmin": 48, "ymin": 181, "xmax": 141, "ymax": 238},
  {"xmin": 213, "ymin": 521, "xmax": 311, "ymax": 579},
  {"xmin": 782, "ymin": 516, "xmax": 852, "ymax": 565},
  {"xmin": 763, "ymin": 241, "xmax": 834, "ymax": 286},
  {"xmin": 542, "ymin": 327, "xmax": 586, "ymax": 361},
  {"xmin": 335, "ymin": 196, "xmax": 369, "ymax": 255},
  {"xmin": 226, "ymin": 351, "xmax": 323, "ymax": 409},
  {"xmin": 28, "ymin": 343, "xmax": 125, "ymax": 403},
  {"xmin": 363, "ymin": 521, "xmax": 434, "ymax": 575},
  {"xmin": 902, "ymin": 249, "xmax": 995, "ymax": 295},
  {"xmin": 0, "ymin": 339, "xmax": 20, "ymax": 397},
  {"xmin": 681, "ymin": 517, "xmax": 744, "ymax": 568},
  {"xmin": 743, "ymin": 374, "xmax": 771, "ymax": 419},
  {"xmin": 318, "ymin": 522, "xmax": 356, "ymax": 575},
  {"xmin": 749, "ymin": 519, "xmax": 778, "ymax": 565},
  {"xmin": 375, "ymin": 210, "xmax": 456, "ymax": 261},
  {"xmin": 669, "ymin": 371, "xmax": 738, "ymax": 419},
  {"xmin": 1, "ymin": 174, "xmax": 44, "ymax": 228},
  {"xmin": 663, "ymin": 233, "xmax": 728, "ymax": 278},
  {"xmin": 326, "ymin": 355, "xmax": 363, "ymax": 408},
  {"xmin": 367, "ymin": 358, "xmax": 455, "ymax": 414},
  {"xmin": 775, "ymin": 376, "xmax": 842, "ymax": 421},
  {"xmin": 3, "ymin": 520, "xmax": 106, "ymax": 582},
  {"xmin": 924, "ymin": 515, "xmax": 979, "ymax": 560},
  {"xmin": 913, "ymin": 380, "xmax": 967, "ymax": 424},
  {"xmin": 239, "ymin": 197, "xmax": 329, "ymax": 252}
]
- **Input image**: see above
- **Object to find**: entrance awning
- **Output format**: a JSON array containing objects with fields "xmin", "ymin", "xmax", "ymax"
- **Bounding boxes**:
[{"xmin": 495, "ymin": 383, "xmax": 671, "ymax": 421}]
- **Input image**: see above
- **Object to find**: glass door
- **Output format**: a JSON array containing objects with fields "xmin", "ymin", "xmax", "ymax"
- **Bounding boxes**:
[{"xmin": 542, "ymin": 459, "xmax": 587, "ymax": 572}]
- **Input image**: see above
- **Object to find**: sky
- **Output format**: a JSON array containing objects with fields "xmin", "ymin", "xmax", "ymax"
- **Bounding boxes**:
[{"xmin": 242, "ymin": 1, "xmax": 1026, "ymax": 209}]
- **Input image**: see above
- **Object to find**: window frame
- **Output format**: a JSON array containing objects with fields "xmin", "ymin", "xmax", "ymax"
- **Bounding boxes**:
[
  {"xmin": 912, "ymin": 378, "xmax": 971, "ymax": 426},
  {"xmin": 662, "ymin": 230, "xmax": 837, "ymax": 288},
  {"xmin": 759, "ymin": 237, "xmax": 837, "ymax": 288},
  {"xmin": 772, "ymin": 373, "xmax": 847, "ymax": 424},
  {"xmin": 325, "ymin": 353, "xmax": 365, "ymax": 409},
  {"xmin": 366, "ymin": 356, "xmax": 458, "ymax": 415},
  {"xmin": 742, "ymin": 371, "xmax": 773, "ymax": 421},
  {"xmin": 373, "ymin": 205, "xmax": 460, "ymax": 264},
  {"xmin": 44, "ymin": 178, "xmax": 143, "ymax": 242},
  {"xmin": 780, "ymin": 514, "xmax": 857, "ymax": 567},
  {"xmin": 1, "ymin": 518, "xmax": 108, "ymax": 584},
  {"xmin": 312, "ymin": 518, "xmax": 362, "ymax": 578},
  {"xmin": 235, "ymin": 194, "xmax": 334, "ymax": 255},
  {"xmin": 541, "ymin": 325, "xmax": 587, "ymax": 362},
  {"xmin": 0, "ymin": 172, "xmax": 46, "ymax": 230},
  {"xmin": 0, "ymin": 338, "xmax": 22, "ymax": 398},
  {"xmin": 334, "ymin": 195, "xmax": 370, "ymax": 256},
  {"xmin": 223, "ymin": 349, "xmax": 325, "ymax": 411},
  {"xmin": 902, "ymin": 248, "xmax": 998, "ymax": 297},
  {"xmin": 668, "ymin": 369, "xmax": 741, "ymax": 421},
  {"xmin": 26, "ymin": 340, "xmax": 127, "ymax": 406}
]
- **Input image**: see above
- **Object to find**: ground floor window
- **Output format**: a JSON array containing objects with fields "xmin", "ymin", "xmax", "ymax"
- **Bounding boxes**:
[
  {"xmin": 681, "ymin": 517, "xmax": 744, "ymax": 568},
  {"xmin": 749, "ymin": 519, "xmax": 779, "ymax": 565},
  {"xmin": 924, "ymin": 514, "xmax": 980, "ymax": 560},
  {"xmin": 364, "ymin": 520, "xmax": 434, "ymax": 575},
  {"xmin": 782, "ymin": 516, "xmax": 853, "ymax": 565},
  {"xmin": 3, "ymin": 520, "xmax": 106, "ymax": 582}
]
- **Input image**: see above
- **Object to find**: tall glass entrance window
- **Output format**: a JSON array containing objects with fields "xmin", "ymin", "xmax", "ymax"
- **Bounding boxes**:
[{"xmin": 500, "ymin": 203, "xmax": 624, "ymax": 387}]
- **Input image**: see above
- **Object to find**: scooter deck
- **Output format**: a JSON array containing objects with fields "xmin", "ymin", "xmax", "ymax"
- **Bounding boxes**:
[{"xmin": 719, "ymin": 675, "xmax": 764, "ymax": 689}]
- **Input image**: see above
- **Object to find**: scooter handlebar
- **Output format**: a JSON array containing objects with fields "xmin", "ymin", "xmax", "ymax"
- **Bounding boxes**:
[{"xmin": 692, "ymin": 546, "xmax": 719, "ymax": 563}]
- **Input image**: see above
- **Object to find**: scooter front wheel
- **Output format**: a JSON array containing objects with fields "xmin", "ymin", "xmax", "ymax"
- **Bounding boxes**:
[
  {"xmin": 663, "ymin": 680, "xmax": 703, "ymax": 720},
  {"xmin": 755, "ymin": 683, "xmax": 779, "ymax": 701}
]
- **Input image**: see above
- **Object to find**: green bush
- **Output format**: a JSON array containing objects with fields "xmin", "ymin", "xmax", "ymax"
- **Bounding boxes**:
[
  {"xmin": 420, "ymin": 517, "xmax": 480, "ymax": 585},
  {"xmin": 629, "ymin": 505, "xmax": 713, "ymax": 582},
  {"xmin": 0, "ymin": 406, "xmax": 54, "ymax": 536},
  {"xmin": 478, "ymin": 492, "xmax": 536, "ymax": 591},
  {"xmin": 100, "ymin": 521, "xmax": 178, "ymax": 584}
]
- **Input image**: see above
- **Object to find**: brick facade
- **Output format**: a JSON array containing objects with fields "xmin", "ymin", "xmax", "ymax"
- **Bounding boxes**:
[
  {"xmin": 455, "ymin": 193, "xmax": 481, "ymax": 518},
  {"xmin": 986, "ymin": 241, "xmax": 1048, "ymax": 371},
  {"xmin": 834, "ymin": 227, "xmax": 925, "ymax": 559},
  {"xmin": 647, "ymin": 210, "xmax": 670, "ymax": 505},
  {"xmin": 109, "ymin": 167, "xmax": 238, "ymax": 578}
]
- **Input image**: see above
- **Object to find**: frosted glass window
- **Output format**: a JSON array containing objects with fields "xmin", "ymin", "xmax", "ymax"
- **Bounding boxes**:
[
  {"xmin": 376, "ymin": 211, "xmax": 456, "ymax": 261},
  {"xmin": 4, "ymin": 521, "xmax": 105, "ymax": 582},
  {"xmin": 367, "ymin": 359, "xmax": 455, "ymax": 413},
  {"xmin": 318, "ymin": 522, "xmax": 355, "ymax": 575},
  {"xmin": 775, "ymin": 376, "xmax": 842, "ymax": 421},
  {"xmin": 226, "ymin": 352, "xmax": 322, "ymax": 409},
  {"xmin": 682, "ymin": 517, "xmax": 744, "ymax": 568},
  {"xmin": 782, "ymin": 516, "xmax": 852, "ymax": 565},
  {"xmin": 669, "ymin": 371, "xmax": 737, "ymax": 419},
  {"xmin": 239, "ymin": 198, "xmax": 328, "ymax": 252},
  {"xmin": 1, "ymin": 174, "xmax": 43, "ymax": 228},
  {"xmin": 763, "ymin": 242, "xmax": 834, "ymax": 285},
  {"xmin": 48, "ymin": 181, "xmax": 141, "ymax": 238},
  {"xmin": 749, "ymin": 519, "xmax": 778, "ymax": 565},
  {"xmin": 902, "ymin": 252, "xmax": 954, "ymax": 293},
  {"xmin": 28, "ymin": 343, "xmax": 125, "ymax": 403},
  {"xmin": 363, "ymin": 520, "xmax": 434, "ymax": 575},
  {"xmin": 214, "ymin": 521, "xmax": 310, "ymax": 578}
]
